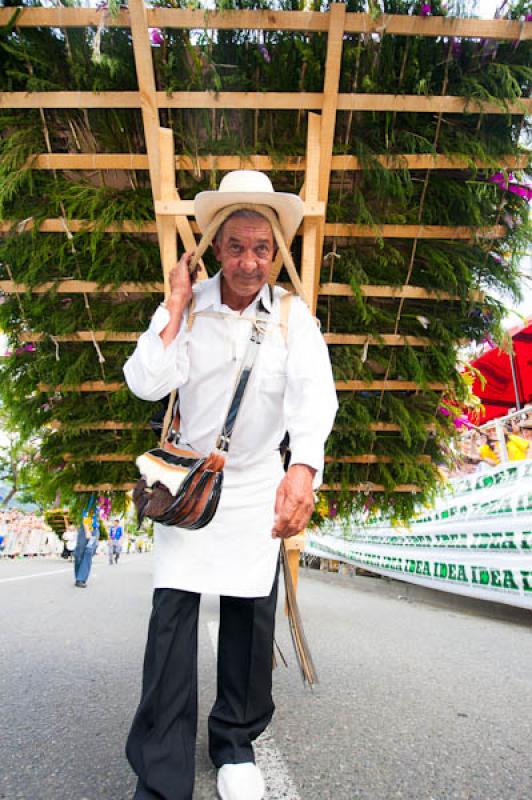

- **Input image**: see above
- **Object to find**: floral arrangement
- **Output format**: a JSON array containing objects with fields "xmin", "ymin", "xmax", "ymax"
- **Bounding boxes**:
[{"xmin": 0, "ymin": 0, "xmax": 530, "ymax": 521}]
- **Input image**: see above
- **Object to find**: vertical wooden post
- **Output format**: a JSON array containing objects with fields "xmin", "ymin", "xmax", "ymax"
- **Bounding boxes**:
[
  {"xmin": 300, "ymin": 112, "xmax": 323, "ymax": 311},
  {"xmin": 129, "ymin": 0, "xmax": 206, "ymax": 278},
  {"xmin": 314, "ymin": 2, "xmax": 346, "ymax": 312}
]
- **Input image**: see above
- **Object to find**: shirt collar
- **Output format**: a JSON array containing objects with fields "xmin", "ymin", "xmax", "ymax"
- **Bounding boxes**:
[{"xmin": 192, "ymin": 271, "xmax": 272, "ymax": 315}]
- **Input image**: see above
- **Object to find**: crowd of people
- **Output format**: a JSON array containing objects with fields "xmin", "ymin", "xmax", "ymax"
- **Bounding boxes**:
[
  {"xmin": 0, "ymin": 509, "xmax": 151, "ymax": 559},
  {"xmin": 453, "ymin": 407, "xmax": 532, "ymax": 476}
]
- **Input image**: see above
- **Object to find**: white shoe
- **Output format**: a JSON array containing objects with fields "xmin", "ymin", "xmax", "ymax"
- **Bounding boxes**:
[{"xmin": 217, "ymin": 763, "xmax": 265, "ymax": 800}]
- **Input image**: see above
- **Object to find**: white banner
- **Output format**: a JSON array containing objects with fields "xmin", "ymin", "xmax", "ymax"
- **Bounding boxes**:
[{"xmin": 307, "ymin": 459, "xmax": 532, "ymax": 610}]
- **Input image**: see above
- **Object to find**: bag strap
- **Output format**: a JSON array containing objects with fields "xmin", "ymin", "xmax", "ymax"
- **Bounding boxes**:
[
  {"xmin": 215, "ymin": 306, "xmax": 270, "ymax": 453},
  {"xmin": 164, "ymin": 306, "xmax": 270, "ymax": 453}
]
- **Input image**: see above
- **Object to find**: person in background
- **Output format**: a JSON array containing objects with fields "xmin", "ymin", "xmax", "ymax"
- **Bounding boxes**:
[
  {"xmin": 505, "ymin": 419, "xmax": 530, "ymax": 461},
  {"xmin": 73, "ymin": 515, "xmax": 99, "ymax": 588},
  {"xmin": 108, "ymin": 518, "xmax": 123, "ymax": 565},
  {"xmin": 477, "ymin": 432, "xmax": 500, "ymax": 466}
]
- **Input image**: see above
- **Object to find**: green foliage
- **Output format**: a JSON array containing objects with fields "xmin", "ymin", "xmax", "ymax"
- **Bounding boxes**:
[{"xmin": 0, "ymin": 0, "xmax": 531, "ymax": 521}]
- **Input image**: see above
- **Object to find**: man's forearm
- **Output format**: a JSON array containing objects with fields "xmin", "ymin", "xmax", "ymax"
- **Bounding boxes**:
[{"xmin": 160, "ymin": 296, "xmax": 188, "ymax": 348}]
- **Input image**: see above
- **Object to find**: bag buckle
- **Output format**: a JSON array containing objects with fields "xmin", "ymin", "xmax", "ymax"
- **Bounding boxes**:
[
  {"xmin": 167, "ymin": 427, "xmax": 181, "ymax": 445},
  {"xmin": 216, "ymin": 433, "xmax": 231, "ymax": 452}
]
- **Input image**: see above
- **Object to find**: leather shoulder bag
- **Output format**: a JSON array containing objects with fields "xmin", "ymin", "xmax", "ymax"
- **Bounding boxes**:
[{"xmin": 133, "ymin": 306, "xmax": 270, "ymax": 530}]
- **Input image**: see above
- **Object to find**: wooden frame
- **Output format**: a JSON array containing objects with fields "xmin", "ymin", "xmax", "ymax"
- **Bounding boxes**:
[{"xmin": 1, "ymin": 3, "xmax": 529, "ymax": 498}]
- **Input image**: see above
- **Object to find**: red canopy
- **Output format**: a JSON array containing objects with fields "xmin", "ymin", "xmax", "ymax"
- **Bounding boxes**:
[{"xmin": 469, "ymin": 319, "xmax": 532, "ymax": 423}]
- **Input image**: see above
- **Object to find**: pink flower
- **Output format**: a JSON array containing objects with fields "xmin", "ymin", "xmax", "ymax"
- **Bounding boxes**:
[
  {"xmin": 419, "ymin": 3, "xmax": 431, "ymax": 15},
  {"xmin": 438, "ymin": 406, "xmax": 450, "ymax": 417},
  {"xmin": 149, "ymin": 28, "xmax": 164, "ymax": 46},
  {"xmin": 2, "ymin": 349, "xmax": 12, "ymax": 357},
  {"xmin": 453, "ymin": 416, "xmax": 473, "ymax": 429}
]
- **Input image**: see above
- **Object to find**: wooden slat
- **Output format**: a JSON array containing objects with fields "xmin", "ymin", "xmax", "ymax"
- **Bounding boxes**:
[
  {"xmin": 64, "ymin": 453, "xmax": 134, "ymax": 462},
  {"xmin": 335, "ymin": 380, "xmax": 445, "ymax": 391},
  {"xmin": 0, "ymin": 220, "xmax": 506, "ymax": 241},
  {"xmin": 314, "ymin": 3, "xmax": 346, "ymax": 313},
  {"xmin": 324, "ymin": 333, "xmax": 431, "ymax": 346},
  {"xmin": 324, "ymin": 224, "xmax": 505, "ymax": 239},
  {"xmin": 38, "ymin": 382, "xmax": 124, "ymax": 392},
  {"xmin": 49, "ymin": 421, "xmax": 149, "ymax": 430},
  {"xmin": 320, "ymin": 483, "xmax": 422, "ymax": 492},
  {"xmin": 0, "ymin": 219, "xmax": 159, "ymax": 234},
  {"xmin": 320, "ymin": 283, "xmax": 483, "ymax": 301},
  {"xmin": 26, "ymin": 332, "xmax": 432, "ymax": 346},
  {"xmin": 300, "ymin": 113, "xmax": 323, "ymax": 310},
  {"xmin": 29, "ymin": 153, "xmax": 530, "ymax": 172},
  {"xmin": 74, "ymin": 483, "xmax": 136, "ymax": 492},
  {"xmin": 0, "ymin": 280, "xmax": 480, "ymax": 301},
  {"xmin": 336, "ymin": 95, "xmax": 532, "ymax": 114},
  {"xmin": 325, "ymin": 455, "xmax": 431, "ymax": 463},
  {"xmin": 39, "ymin": 379, "xmax": 444, "ymax": 392},
  {"xmin": 0, "ymin": 280, "xmax": 163, "ymax": 293},
  {"xmin": 2, "ymin": 8, "xmax": 529, "ymax": 40},
  {"xmin": 21, "ymin": 331, "xmax": 140, "ymax": 342},
  {"xmin": 2, "ymin": 92, "xmax": 530, "ymax": 115}
]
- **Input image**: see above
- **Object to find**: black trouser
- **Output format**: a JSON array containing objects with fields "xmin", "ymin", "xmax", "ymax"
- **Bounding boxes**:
[{"xmin": 126, "ymin": 566, "xmax": 279, "ymax": 800}]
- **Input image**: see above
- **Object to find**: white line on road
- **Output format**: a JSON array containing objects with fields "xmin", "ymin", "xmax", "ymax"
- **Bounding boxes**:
[
  {"xmin": 0, "ymin": 567, "xmax": 73, "ymax": 584},
  {"xmin": 207, "ymin": 620, "xmax": 301, "ymax": 800}
]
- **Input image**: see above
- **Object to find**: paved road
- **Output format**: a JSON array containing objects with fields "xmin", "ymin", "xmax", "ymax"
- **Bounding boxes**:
[{"xmin": 1, "ymin": 554, "xmax": 532, "ymax": 800}]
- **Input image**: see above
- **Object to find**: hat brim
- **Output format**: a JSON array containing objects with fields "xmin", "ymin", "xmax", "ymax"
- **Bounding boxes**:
[{"xmin": 194, "ymin": 190, "xmax": 304, "ymax": 245}]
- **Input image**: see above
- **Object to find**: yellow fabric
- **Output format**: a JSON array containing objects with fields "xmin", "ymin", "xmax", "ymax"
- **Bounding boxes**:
[
  {"xmin": 479, "ymin": 443, "xmax": 500, "ymax": 464},
  {"xmin": 506, "ymin": 434, "xmax": 529, "ymax": 461}
]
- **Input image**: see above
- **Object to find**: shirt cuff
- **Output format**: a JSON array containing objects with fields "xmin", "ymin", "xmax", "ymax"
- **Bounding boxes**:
[
  {"xmin": 288, "ymin": 440, "xmax": 324, "ymax": 489},
  {"xmin": 137, "ymin": 305, "xmax": 183, "ymax": 363}
]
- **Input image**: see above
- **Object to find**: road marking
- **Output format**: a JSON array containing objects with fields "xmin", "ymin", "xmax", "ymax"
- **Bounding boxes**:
[
  {"xmin": 207, "ymin": 621, "xmax": 301, "ymax": 800},
  {"xmin": 0, "ymin": 568, "xmax": 73, "ymax": 584}
]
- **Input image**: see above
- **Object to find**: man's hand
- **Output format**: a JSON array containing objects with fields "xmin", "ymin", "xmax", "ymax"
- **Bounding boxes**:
[
  {"xmin": 167, "ymin": 250, "xmax": 198, "ymax": 309},
  {"xmin": 160, "ymin": 251, "xmax": 199, "ymax": 346},
  {"xmin": 272, "ymin": 464, "xmax": 316, "ymax": 539}
]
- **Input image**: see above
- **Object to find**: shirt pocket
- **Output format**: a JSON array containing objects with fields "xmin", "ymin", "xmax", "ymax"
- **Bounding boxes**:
[{"xmin": 256, "ymin": 339, "xmax": 288, "ymax": 394}]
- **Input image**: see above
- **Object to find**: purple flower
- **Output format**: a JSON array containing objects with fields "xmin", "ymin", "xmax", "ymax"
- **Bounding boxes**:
[
  {"xmin": 258, "ymin": 44, "xmax": 271, "ymax": 64},
  {"xmin": 419, "ymin": 3, "xmax": 431, "ymax": 15},
  {"xmin": 438, "ymin": 406, "xmax": 450, "ymax": 417},
  {"xmin": 149, "ymin": 28, "xmax": 164, "ymax": 47},
  {"xmin": 23, "ymin": 343, "xmax": 36, "ymax": 352},
  {"xmin": 328, "ymin": 500, "xmax": 337, "ymax": 518},
  {"xmin": 526, "ymin": 14, "xmax": 532, "ymax": 22}
]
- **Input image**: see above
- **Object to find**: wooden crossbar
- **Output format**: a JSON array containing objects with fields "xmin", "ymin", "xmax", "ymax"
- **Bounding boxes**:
[
  {"xmin": 320, "ymin": 484, "xmax": 422, "ymax": 492},
  {"xmin": 0, "ymin": 220, "xmax": 506, "ymax": 240},
  {"xmin": 21, "ymin": 331, "xmax": 140, "ymax": 342},
  {"xmin": 37, "ymin": 380, "xmax": 445, "ymax": 393},
  {"xmin": 64, "ymin": 453, "xmax": 134, "ymax": 462},
  {"xmin": 49, "ymin": 421, "xmax": 149, "ymax": 430},
  {"xmin": 324, "ymin": 334, "xmax": 431, "ymax": 346},
  {"xmin": 1, "ymin": 8, "xmax": 529, "ymax": 41},
  {"xmin": 28, "ymin": 153, "xmax": 530, "ymax": 172},
  {"xmin": 23, "ymin": 331, "xmax": 433, "ymax": 347},
  {"xmin": 72, "ymin": 482, "xmax": 421, "ymax": 493},
  {"xmin": 0, "ymin": 281, "xmax": 482, "ymax": 302},
  {"xmin": 325, "ymin": 455, "xmax": 431, "ymax": 464},
  {"xmin": 2, "ymin": 92, "xmax": 530, "ymax": 115}
]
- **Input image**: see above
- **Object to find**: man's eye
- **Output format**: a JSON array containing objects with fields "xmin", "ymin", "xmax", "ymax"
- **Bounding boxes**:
[
  {"xmin": 256, "ymin": 246, "xmax": 269, "ymax": 256},
  {"xmin": 229, "ymin": 245, "xmax": 241, "ymax": 254}
]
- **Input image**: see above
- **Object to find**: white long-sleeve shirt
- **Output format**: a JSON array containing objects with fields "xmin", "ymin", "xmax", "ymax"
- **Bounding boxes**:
[{"xmin": 124, "ymin": 272, "xmax": 338, "ymax": 596}]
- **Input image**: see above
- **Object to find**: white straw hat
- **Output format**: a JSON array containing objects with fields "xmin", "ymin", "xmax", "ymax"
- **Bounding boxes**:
[{"xmin": 194, "ymin": 170, "xmax": 304, "ymax": 244}]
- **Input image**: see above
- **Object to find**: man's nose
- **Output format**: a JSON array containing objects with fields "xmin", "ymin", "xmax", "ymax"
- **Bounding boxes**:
[{"xmin": 239, "ymin": 250, "xmax": 258, "ymax": 269}]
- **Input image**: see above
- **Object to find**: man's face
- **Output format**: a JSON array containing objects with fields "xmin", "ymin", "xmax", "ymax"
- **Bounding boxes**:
[{"xmin": 213, "ymin": 215, "xmax": 274, "ymax": 301}]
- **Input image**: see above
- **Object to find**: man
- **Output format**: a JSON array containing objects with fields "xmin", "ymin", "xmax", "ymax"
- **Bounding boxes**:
[
  {"xmin": 123, "ymin": 171, "xmax": 338, "ymax": 800},
  {"xmin": 108, "ymin": 517, "xmax": 123, "ymax": 565}
]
